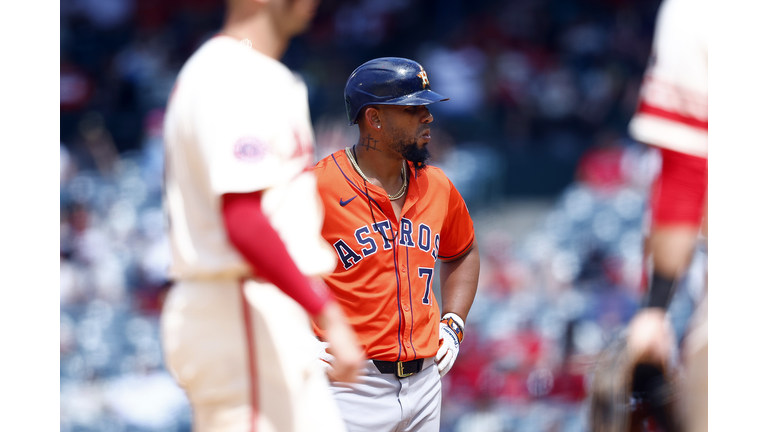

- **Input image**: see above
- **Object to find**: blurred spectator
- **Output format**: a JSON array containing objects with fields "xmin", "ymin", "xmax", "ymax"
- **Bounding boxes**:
[
  {"xmin": 575, "ymin": 133, "xmax": 626, "ymax": 190},
  {"xmin": 62, "ymin": 0, "xmax": 136, "ymax": 30},
  {"xmin": 60, "ymin": 61, "xmax": 94, "ymax": 112},
  {"xmin": 422, "ymin": 46, "xmax": 488, "ymax": 118}
]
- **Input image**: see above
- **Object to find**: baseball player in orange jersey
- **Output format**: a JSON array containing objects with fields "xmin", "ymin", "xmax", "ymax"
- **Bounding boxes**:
[
  {"xmin": 160, "ymin": 0, "xmax": 364, "ymax": 431},
  {"xmin": 625, "ymin": 0, "xmax": 707, "ymax": 430},
  {"xmin": 311, "ymin": 58, "xmax": 481, "ymax": 432}
]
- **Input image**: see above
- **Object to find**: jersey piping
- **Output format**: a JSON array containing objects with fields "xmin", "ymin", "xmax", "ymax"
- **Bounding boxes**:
[
  {"xmin": 437, "ymin": 241, "xmax": 474, "ymax": 260},
  {"xmin": 330, "ymin": 152, "xmax": 406, "ymax": 360},
  {"xmin": 405, "ymin": 246, "xmax": 417, "ymax": 359}
]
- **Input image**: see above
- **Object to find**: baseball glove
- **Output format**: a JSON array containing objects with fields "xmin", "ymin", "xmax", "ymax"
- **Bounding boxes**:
[{"xmin": 589, "ymin": 334, "xmax": 683, "ymax": 432}]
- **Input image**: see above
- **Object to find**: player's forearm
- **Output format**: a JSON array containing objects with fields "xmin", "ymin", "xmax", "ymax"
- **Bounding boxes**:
[
  {"xmin": 648, "ymin": 227, "xmax": 699, "ymax": 280},
  {"xmin": 643, "ymin": 227, "xmax": 699, "ymax": 309},
  {"xmin": 439, "ymin": 242, "xmax": 480, "ymax": 323},
  {"xmin": 221, "ymin": 191, "xmax": 330, "ymax": 315},
  {"xmin": 642, "ymin": 147, "xmax": 707, "ymax": 309}
]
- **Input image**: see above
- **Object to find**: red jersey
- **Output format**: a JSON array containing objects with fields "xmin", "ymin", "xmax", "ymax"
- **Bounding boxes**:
[{"xmin": 313, "ymin": 149, "xmax": 475, "ymax": 362}]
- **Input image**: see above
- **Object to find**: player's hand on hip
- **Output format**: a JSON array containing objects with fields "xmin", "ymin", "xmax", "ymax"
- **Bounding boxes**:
[
  {"xmin": 310, "ymin": 338, "xmax": 335, "ymax": 375},
  {"xmin": 435, "ymin": 321, "xmax": 461, "ymax": 377},
  {"xmin": 626, "ymin": 308, "xmax": 675, "ymax": 367},
  {"xmin": 315, "ymin": 301, "xmax": 364, "ymax": 384}
]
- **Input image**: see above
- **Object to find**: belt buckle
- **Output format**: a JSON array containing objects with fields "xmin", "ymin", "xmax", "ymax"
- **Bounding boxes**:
[{"xmin": 396, "ymin": 361, "xmax": 413, "ymax": 378}]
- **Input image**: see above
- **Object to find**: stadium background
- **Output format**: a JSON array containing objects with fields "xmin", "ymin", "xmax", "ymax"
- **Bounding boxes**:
[{"xmin": 59, "ymin": 0, "xmax": 707, "ymax": 430}]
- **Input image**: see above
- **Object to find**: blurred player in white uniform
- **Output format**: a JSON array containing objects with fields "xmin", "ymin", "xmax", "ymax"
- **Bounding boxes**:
[
  {"xmin": 626, "ymin": 0, "xmax": 707, "ymax": 430},
  {"xmin": 161, "ymin": 0, "xmax": 363, "ymax": 431}
]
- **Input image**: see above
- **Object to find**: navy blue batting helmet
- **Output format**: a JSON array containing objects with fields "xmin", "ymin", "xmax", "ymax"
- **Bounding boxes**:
[{"xmin": 344, "ymin": 57, "xmax": 449, "ymax": 125}]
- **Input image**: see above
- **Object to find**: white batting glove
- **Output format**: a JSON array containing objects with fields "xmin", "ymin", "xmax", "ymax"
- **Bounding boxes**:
[
  {"xmin": 315, "ymin": 339, "xmax": 336, "ymax": 373},
  {"xmin": 435, "ymin": 313, "xmax": 464, "ymax": 377}
]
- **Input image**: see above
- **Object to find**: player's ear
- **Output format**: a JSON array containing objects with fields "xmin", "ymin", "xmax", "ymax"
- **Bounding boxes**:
[{"xmin": 361, "ymin": 106, "xmax": 381, "ymax": 130}]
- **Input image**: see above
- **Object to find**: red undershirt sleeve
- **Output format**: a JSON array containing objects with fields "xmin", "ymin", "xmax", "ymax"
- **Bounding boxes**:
[{"xmin": 221, "ymin": 191, "xmax": 330, "ymax": 316}]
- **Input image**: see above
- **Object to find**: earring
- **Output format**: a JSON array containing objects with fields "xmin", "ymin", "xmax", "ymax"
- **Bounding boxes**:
[{"xmin": 377, "ymin": 125, "xmax": 381, "ymax": 129}]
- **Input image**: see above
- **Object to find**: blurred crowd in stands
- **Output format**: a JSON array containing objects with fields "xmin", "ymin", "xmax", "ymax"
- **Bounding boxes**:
[
  {"xmin": 439, "ymin": 143, "xmax": 705, "ymax": 432},
  {"xmin": 60, "ymin": 0, "xmax": 710, "ymax": 431},
  {"xmin": 61, "ymin": 0, "xmax": 664, "ymax": 195}
]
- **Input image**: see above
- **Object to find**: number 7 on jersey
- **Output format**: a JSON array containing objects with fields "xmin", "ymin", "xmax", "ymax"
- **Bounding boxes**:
[{"xmin": 418, "ymin": 267, "xmax": 434, "ymax": 305}]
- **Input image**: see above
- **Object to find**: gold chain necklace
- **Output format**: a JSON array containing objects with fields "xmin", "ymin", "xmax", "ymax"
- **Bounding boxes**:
[{"xmin": 345, "ymin": 146, "xmax": 408, "ymax": 200}]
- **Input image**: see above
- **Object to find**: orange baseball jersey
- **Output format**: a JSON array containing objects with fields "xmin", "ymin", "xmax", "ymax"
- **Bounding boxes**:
[{"xmin": 313, "ymin": 149, "xmax": 475, "ymax": 362}]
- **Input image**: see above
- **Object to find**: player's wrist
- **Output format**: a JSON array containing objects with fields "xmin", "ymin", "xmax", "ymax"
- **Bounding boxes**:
[
  {"xmin": 441, "ymin": 312, "xmax": 465, "ymax": 343},
  {"xmin": 643, "ymin": 272, "xmax": 676, "ymax": 310}
]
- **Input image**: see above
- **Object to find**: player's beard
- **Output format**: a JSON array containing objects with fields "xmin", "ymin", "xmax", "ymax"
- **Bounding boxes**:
[{"xmin": 396, "ymin": 141, "xmax": 430, "ymax": 171}]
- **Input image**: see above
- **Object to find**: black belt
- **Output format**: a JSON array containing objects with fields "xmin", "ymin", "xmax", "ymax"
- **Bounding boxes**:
[{"xmin": 372, "ymin": 358, "xmax": 425, "ymax": 378}]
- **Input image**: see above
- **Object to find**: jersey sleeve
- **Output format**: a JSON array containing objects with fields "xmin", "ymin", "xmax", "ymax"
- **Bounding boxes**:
[
  {"xmin": 192, "ymin": 67, "xmax": 308, "ymax": 196},
  {"xmin": 221, "ymin": 191, "xmax": 330, "ymax": 315},
  {"xmin": 628, "ymin": 0, "xmax": 707, "ymax": 157},
  {"xmin": 438, "ymin": 178, "xmax": 475, "ymax": 261}
]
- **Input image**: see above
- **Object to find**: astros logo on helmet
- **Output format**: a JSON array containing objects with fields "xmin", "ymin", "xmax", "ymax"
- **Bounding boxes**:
[{"xmin": 417, "ymin": 69, "xmax": 429, "ymax": 88}]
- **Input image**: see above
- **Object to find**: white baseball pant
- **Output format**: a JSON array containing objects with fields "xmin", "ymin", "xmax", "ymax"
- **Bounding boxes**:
[
  {"xmin": 328, "ymin": 358, "xmax": 441, "ymax": 432},
  {"xmin": 161, "ymin": 279, "xmax": 347, "ymax": 432}
]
